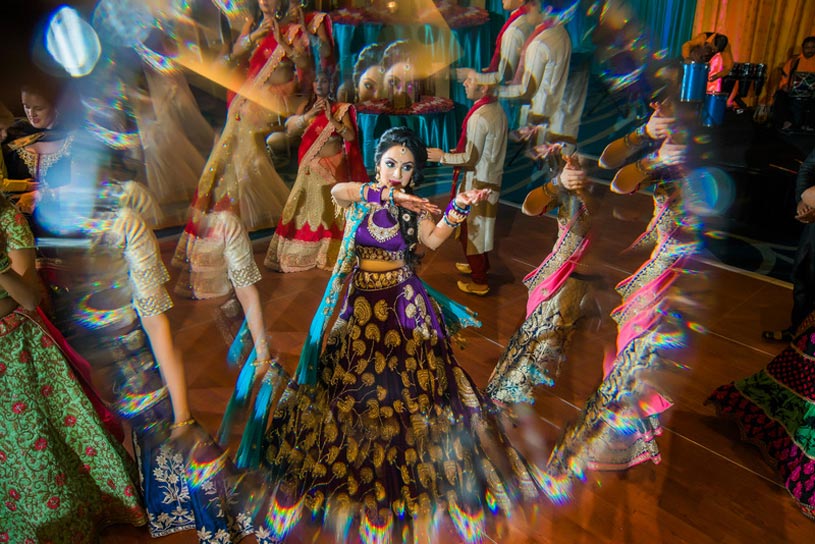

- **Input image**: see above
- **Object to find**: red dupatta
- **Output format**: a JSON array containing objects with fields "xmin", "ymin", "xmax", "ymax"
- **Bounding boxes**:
[
  {"xmin": 510, "ymin": 19, "xmax": 555, "ymax": 85},
  {"xmin": 227, "ymin": 12, "xmax": 334, "ymax": 105},
  {"xmin": 486, "ymin": 5, "xmax": 530, "ymax": 73},
  {"xmin": 299, "ymin": 101, "xmax": 368, "ymax": 183}
]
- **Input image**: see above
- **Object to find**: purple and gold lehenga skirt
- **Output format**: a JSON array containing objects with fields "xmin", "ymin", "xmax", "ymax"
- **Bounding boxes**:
[
  {"xmin": 258, "ymin": 266, "xmax": 542, "ymax": 541},
  {"xmin": 708, "ymin": 313, "xmax": 815, "ymax": 520}
]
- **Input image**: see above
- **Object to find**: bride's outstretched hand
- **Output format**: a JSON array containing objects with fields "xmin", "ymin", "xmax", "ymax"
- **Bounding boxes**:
[
  {"xmin": 456, "ymin": 188, "xmax": 492, "ymax": 207},
  {"xmin": 392, "ymin": 191, "xmax": 441, "ymax": 215}
]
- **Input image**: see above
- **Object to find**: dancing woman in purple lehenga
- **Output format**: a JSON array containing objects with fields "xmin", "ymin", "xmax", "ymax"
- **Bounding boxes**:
[{"xmin": 238, "ymin": 128, "xmax": 543, "ymax": 543}]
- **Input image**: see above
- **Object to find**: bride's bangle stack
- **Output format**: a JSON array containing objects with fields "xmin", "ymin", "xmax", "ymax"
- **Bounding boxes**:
[
  {"xmin": 361, "ymin": 183, "xmax": 397, "ymax": 207},
  {"xmin": 443, "ymin": 200, "xmax": 470, "ymax": 228}
]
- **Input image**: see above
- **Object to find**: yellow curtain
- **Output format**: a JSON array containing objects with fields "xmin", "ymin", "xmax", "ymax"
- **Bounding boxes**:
[{"xmin": 693, "ymin": 0, "xmax": 815, "ymax": 101}]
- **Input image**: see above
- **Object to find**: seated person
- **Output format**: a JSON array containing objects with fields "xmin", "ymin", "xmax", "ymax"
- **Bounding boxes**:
[{"xmin": 772, "ymin": 36, "xmax": 815, "ymax": 132}]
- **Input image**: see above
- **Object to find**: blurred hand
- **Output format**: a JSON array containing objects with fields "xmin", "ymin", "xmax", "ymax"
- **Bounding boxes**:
[
  {"xmin": 527, "ymin": 143, "xmax": 561, "ymax": 161},
  {"xmin": 753, "ymin": 104, "xmax": 770, "ymax": 124},
  {"xmin": 455, "ymin": 188, "xmax": 491, "ymax": 207},
  {"xmin": 796, "ymin": 200, "xmax": 815, "ymax": 223},
  {"xmin": 392, "ymin": 191, "xmax": 440, "ymax": 214},
  {"xmin": 290, "ymin": 4, "xmax": 307, "ymax": 29},
  {"xmin": 16, "ymin": 191, "xmax": 37, "ymax": 215},
  {"xmin": 253, "ymin": 17, "xmax": 273, "ymax": 41},
  {"xmin": 559, "ymin": 165, "xmax": 587, "ymax": 192},
  {"xmin": 802, "ymin": 186, "xmax": 815, "ymax": 209},
  {"xmin": 510, "ymin": 125, "xmax": 538, "ymax": 143},
  {"xmin": 426, "ymin": 148, "xmax": 444, "ymax": 162},
  {"xmin": 645, "ymin": 111, "xmax": 676, "ymax": 140},
  {"xmin": 656, "ymin": 140, "xmax": 686, "ymax": 166}
]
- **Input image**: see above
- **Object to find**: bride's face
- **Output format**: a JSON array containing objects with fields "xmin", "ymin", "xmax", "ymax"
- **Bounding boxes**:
[{"xmin": 377, "ymin": 145, "xmax": 416, "ymax": 188}]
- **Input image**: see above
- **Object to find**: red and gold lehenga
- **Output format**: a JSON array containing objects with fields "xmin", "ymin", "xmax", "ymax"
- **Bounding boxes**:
[
  {"xmin": 173, "ymin": 17, "xmax": 319, "ymax": 297},
  {"xmin": 264, "ymin": 102, "xmax": 367, "ymax": 272}
]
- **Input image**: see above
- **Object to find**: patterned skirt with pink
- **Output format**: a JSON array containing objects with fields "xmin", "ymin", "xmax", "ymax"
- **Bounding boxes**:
[{"xmin": 708, "ymin": 313, "xmax": 815, "ymax": 520}]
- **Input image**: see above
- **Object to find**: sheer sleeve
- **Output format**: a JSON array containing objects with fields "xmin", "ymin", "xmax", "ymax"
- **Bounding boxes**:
[
  {"xmin": 114, "ymin": 208, "xmax": 173, "ymax": 317},
  {"xmin": 221, "ymin": 212, "xmax": 262, "ymax": 289}
]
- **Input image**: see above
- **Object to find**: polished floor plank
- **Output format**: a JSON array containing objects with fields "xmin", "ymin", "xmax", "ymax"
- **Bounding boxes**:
[{"xmin": 101, "ymin": 191, "xmax": 809, "ymax": 542}]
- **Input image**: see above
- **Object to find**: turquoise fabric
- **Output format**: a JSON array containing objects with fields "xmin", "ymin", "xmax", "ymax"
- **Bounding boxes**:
[
  {"xmin": 620, "ymin": 0, "xmax": 696, "ymax": 59},
  {"xmin": 357, "ymin": 110, "xmax": 457, "ymax": 169}
]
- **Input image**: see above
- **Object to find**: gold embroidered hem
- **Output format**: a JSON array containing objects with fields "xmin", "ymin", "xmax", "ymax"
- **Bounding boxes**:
[
  {"xmin": 355, "ymin": 245, "xmax": 407, "ymax": 262},
  {"xmin": 545, "ymin": 332, "xmax": 667, "ymax": 487},
  {"xmin": 352, "ymin": 266, "xmax": 414, "ymax": 290},
  {"xmin": 258, "ymin": 272, "xmax": 542, "ymax": 539},
  {"xmin": 487, "ymin": 277, "xmax": 588, "ymax": 404},
  {"xmin": 264, "ymin": 234, "xmax": 340, "ymax": 272}
]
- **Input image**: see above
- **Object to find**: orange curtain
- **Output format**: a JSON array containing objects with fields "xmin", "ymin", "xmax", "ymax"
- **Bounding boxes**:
[{"xmin": 693, "ymin": 0, "xmax": 815, "ymax": 101}]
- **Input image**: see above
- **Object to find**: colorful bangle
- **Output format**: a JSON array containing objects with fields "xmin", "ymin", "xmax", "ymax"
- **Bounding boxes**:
[
  {"xmin": 362, "ymin": 183, "xmax": 382, "ymax": 205},
  {"xmin": 442, "ymin": 214, "xmax": 460, "ymax": 228},
  {"xmin": 636, "ymin": 124, "xmax": 652, "ymax": 141},
  {"xmin": 446, "ymin": 200, "xmax": 471, "ymax": 219},
  {"xmin": 170, "ymin": 418, "xmax": 195, "ymax": 430},
  {"xmin": 388, "ymin": 188, "xmax": 397, "ymax": 208},
  {"xmin": 451, "ymin": 200, "xmax": 471, "ymax": 215},
  {"xmin": 239, "ymin": 34, "xmax": 254, "ymax": 50}
]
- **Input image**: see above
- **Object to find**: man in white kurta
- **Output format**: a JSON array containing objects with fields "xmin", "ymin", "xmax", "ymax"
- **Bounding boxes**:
[
  {"xmin": 428, "ymin": 73, "xmax": 508, "ymax": 295},
  {"xmin": 498, "ymin": 8, "xmax": 571, "ymax": 144},
  {"xmin": 488, "ymin": 0, "xmax": 536, "ymax": 84}
]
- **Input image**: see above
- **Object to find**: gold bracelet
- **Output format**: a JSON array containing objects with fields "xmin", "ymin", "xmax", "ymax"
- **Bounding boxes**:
[
  {"xmin": 542, "ymin": 181, "xmax": 558, "ymax": 198},
  {"xmin": 170, "ymin": 418, "xmax": 195, "ymax": 430},
  {"xmin": 252, "ymin": 358, "xmax": 274, "ymax": 367}
]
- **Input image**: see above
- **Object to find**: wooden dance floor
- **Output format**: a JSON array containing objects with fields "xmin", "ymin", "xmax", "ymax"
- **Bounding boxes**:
[{"xmin": 101, "ymin": 185, "xmax": 810, "ymax": 543}]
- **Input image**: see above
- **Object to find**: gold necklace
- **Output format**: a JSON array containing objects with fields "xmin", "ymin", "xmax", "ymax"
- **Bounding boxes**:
[{"xmin": 367, "ymin": 207, "xmax": 400, "ymax": 243}]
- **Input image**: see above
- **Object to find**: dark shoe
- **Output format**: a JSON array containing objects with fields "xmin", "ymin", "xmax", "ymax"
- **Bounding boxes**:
[{"xmin": 762, "ymin": 328, "xmax": 793, "ymax": 343}]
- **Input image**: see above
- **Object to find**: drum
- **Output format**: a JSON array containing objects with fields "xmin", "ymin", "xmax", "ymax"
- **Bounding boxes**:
[
  {"xmin": 737, "ymin": 63, "xmax": 756, "ymax": 97},
  {"xmin": 702, "ymin": 93, "xmax": 728, "ymax": 127},
  {"xmin": 753, "ymin": 63, "xmax": 768, "ymax": 96},
  {"xmin": 681, "ymin": 61, "xmax": 709, "ymax": 102},
  {"xmin": 721, "ymin": 62, "xmax": 742, "ymax": 94}
]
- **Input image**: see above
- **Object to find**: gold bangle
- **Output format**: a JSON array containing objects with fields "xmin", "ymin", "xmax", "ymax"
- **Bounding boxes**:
[
  {"xmin": 252, "ymin": 358, "xmax": 274, "ymax": 367},
  {"xmin": 542, "ymin": 181, "xmax": 557, "ymax": 198},
  {"xmin": 170, "ymin": 418, "xmax": 195, "ymax": 430}
]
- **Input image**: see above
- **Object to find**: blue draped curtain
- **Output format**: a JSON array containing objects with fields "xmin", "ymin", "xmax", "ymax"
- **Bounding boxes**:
[
  {"xmin": 564, "ymin": 0, "xmax": 696, "ymax": 58},
  {"xmin": 626, "ymin": 0, "xmax": 697, "ymax": 59}
]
